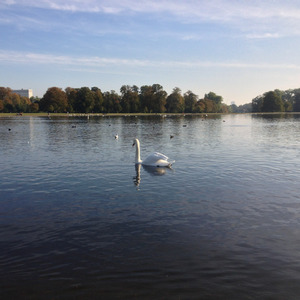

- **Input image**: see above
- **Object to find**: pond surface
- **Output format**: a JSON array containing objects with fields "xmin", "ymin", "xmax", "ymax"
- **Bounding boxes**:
[{"xmin": 1, "ymin": 114, "xmax": 300, "ymax": 299}]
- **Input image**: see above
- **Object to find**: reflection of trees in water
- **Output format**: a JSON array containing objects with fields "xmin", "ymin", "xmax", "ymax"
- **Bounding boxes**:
[
  {"xmin": 252, "ymin": 113, "xmax": 300, "ymax": 121},
  {"xmin": 251, "ymin": 113, "xmax": 300, "ymax": 146}
]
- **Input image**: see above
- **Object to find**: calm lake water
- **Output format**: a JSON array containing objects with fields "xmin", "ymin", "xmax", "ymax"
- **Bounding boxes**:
[{"xmin": 1, "ymin": 113, "xmax": 300, "ymax": 299}]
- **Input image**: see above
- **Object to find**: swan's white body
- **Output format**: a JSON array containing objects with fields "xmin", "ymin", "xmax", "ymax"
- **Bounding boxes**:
[{"xmin": 132, "ymin": 138, "xmax": 175, "ymax": 167}]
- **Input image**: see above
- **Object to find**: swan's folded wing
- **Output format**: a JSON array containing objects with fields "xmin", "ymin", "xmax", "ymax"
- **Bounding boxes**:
[
  {"xmin": 143, "ymin": 152, "xmax": 175, "ymax": 167},
  {"xmin": 152, "ymin": 152, "xmax": 170, "ymax": 161}
]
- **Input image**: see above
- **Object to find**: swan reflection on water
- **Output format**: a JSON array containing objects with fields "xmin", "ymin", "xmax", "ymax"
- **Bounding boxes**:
[{"xmin": 133, "ymin": 164, "xmax": 173, "ymax": 187}]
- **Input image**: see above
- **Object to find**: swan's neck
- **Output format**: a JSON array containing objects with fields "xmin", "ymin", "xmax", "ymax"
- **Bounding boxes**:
[{"xmin": 135, "ymin": 139, "xmax": 142, "ymax": 164}]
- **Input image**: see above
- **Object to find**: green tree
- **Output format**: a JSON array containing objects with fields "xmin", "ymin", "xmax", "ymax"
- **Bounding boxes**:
[
  {"xmin": 40, "ymin": 87, "xmax": 68, "ymax": 112},
  {"xmin": 204, "ymin": 92, "xmax": 223, "ymax": 112},
  {"xmin": 203, "ymin": 99, "xmax": 215, "ymax": 113},
  {"xmin": 120, "ymin": 85, "xmax": 140, "ymax": 113},
  {"xmin": 140, "ymin": 85, "xmax": 153, "ymax": 113},
  {"xmin": 139, "ymin": 84, "xmax": 167, "ymax": 113},
  {"xmin": 92, "ymin": 87, "xmax": 104, "ymax": 113},
  {"xmin": 11, "ymin": 93, "xmax": 21, "ymax": 110},
  {"xmin": 166, "ymin": 87, "xmax": 184, "ymax": 113},
  {"xmin": 232, "ymin": 103, "xmax": 252, "ymax": 113},
  {"xmin": 184, "ymin": 90, "xmax": 198, "ymax": 113},
  {"xmin": 0, "ymin": 89, "xmax": 31, "ymax": 112},
  {"xmin": 220, "ymin": 103, "xmax": 229, "ymax": 113},
  {"xmin": 155, "ymin": 84, "xmax": 167, "ymax": 112},
  {"xmin": 65, "ymin": 87, "xmax": 78, "ymax": 112},
  {"xmin": 252, "ymin": 95, "xmax": 264, "ymax": 112},
  {"xmin": 153, "ymin": 84, "xmax": 167, "ymax": 113},
  {"xmin": 29, "ymin": 102, "xmax": 39, "ymax": 112},
  {"xmin": 30, "ymin": 96, "xmax": 40, "ymax": 103},
  {"xmin": 277, "ymin": 89, "xmax": 293, "ymax": 112},
  {"xmin": 111, "ymin": 91, "xmax": 122, "ymax": 113},
  {"xmin": 103, "ymin": 90, "xmax": 121, "ymax": 113},
  {"xmin": 0, "ymin": 87, "xmax": 18, "ymax": 112},
  {"xmin": 0, "ymin": 87, "xmax": 12, "ymax": 100},
  {"xmin": 194, "ymin": 100, "xmax": 206, "ymax": 113},
  {"xmin": 73, "ymin": 87, "xmax": 95, "ymax": 113},
  {"xmin": 18, "ymin": 96, "xmax": 31, "ymax": 112},
  {"xmin": 293, "ymin": 92, "xmax": 300, "ymax": 112},
  {"xmin": 261, "ymin": 91, "xmax": 284, "ymax": 112},
  {"xmin": 230, "ymin": 103, "xmax": 238, "ymax": 113}
]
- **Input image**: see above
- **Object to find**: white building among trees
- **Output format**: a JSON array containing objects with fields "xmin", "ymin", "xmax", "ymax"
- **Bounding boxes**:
[{"xmin": 12, "ymin": 89, "xmax": 33, "ymax": 98}]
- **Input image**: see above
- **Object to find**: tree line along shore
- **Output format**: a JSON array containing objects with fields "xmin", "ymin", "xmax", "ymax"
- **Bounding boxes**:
[{"xmin": 1, "ymin": 85, "xmax": 300, "ymax": 114}]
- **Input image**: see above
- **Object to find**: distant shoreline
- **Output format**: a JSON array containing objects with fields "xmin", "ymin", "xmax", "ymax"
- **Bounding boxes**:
[
  {"xmin": 0, "ymin": 112, "xmax": 223, "ymax": 117},
  {"xmin": 1, "ymin": 112, "xmax": 300, "ymax": 118}
]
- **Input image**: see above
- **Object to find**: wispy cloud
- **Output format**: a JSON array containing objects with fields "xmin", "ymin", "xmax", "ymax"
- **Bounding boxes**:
[
  {"xmin": 4, "ymin": 0, "xmax": 300, "ymax": 21},
  {"xmin": 2, "ymin": 0, "xmax": 300, "ymax": 39},
  {"xmin": 0, "ymin": 50, "xmax": 151, "ymax": 67},
  {"xmin": 246, "ymin": 33, "xmax": 281, "ymax": 39},
  {"xmin": 1, "ymin": 50, "xmax": 300, "ymax": 70}
]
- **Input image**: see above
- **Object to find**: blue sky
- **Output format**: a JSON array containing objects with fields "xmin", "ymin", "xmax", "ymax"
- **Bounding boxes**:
[{"xmin": 1, "ymin": 0, "xmax": 300, "ymax": 105}]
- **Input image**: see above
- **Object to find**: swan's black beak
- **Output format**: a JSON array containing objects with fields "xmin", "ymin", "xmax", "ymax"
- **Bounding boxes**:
[{"xmin": 132, "ymin": 142, "xmax": 135, "ymax": 147}]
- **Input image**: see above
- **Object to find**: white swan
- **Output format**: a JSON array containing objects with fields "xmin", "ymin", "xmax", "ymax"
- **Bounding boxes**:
[{"xmin": 132, "ymin": 138, "xmax": 175, "ymax": 167}]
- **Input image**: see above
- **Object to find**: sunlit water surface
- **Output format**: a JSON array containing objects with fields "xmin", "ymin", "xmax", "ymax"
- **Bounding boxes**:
[{"xmin": 1, "ymin": 114, "xmax": 300, "ymax": 299}]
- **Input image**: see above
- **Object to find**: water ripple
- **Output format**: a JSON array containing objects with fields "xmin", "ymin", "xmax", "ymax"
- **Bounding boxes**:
[{"xmin": 1, "ymin": 115, "xmax": 300, "ymax": 299}]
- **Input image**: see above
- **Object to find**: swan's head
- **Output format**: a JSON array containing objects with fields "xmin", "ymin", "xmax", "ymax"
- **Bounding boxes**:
[{"xmin": 132, "ymin": 138, "xmax": 139, "ymax": 147}]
